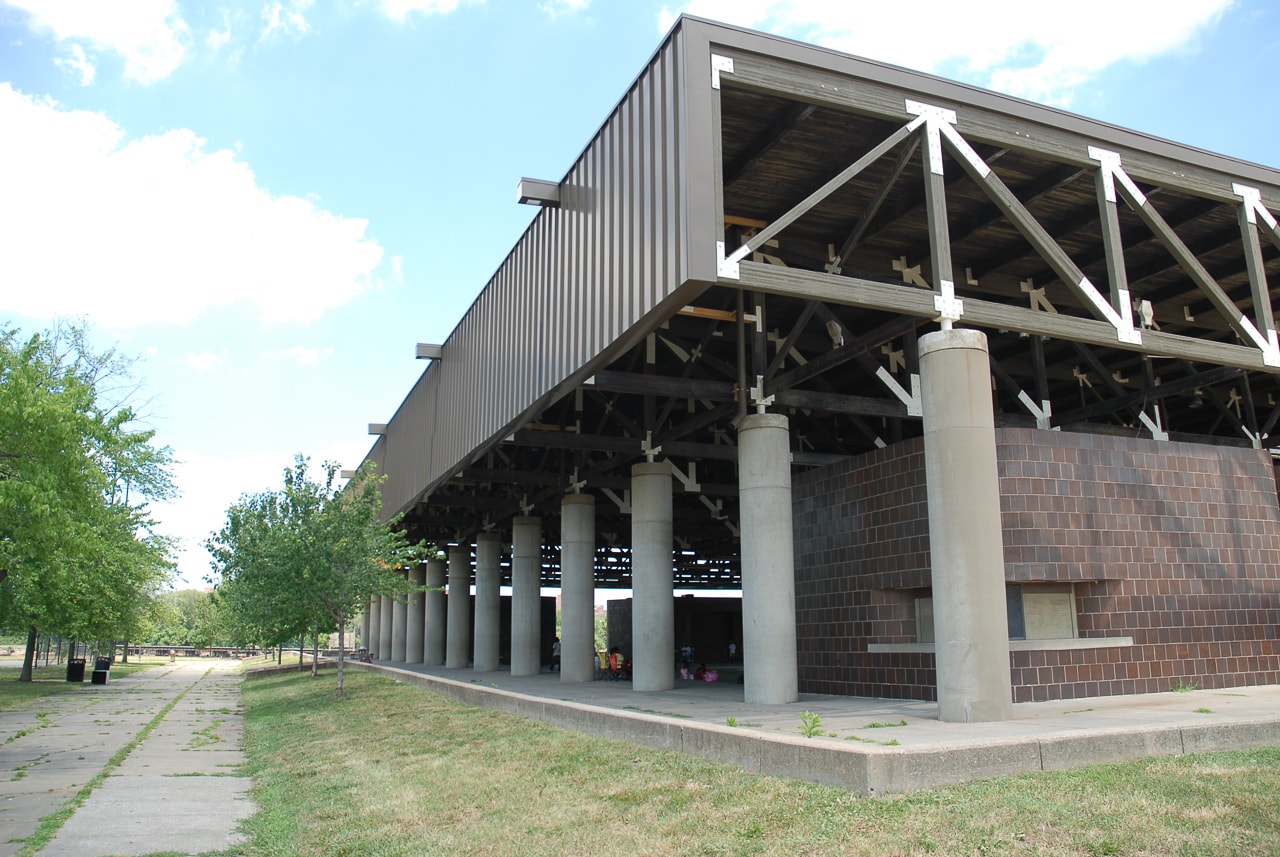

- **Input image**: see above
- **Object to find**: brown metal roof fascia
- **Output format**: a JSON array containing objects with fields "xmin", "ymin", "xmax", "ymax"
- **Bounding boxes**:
[
  {"xmin": 368, "ymin": 19, "xmax": 730, "ymax": 518},
  {"xmin": 684, "ymin": 16, "xmax": 1280, "ymax": 202}
]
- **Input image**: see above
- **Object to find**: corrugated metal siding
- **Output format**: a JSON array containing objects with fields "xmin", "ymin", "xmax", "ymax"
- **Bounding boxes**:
[{"xmin": 377, "ymin": 30, "xmax": 703, "ymax": 516}]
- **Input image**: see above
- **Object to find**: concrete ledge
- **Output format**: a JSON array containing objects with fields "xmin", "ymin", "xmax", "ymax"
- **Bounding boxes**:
[
  {"xmin": 1039, "ymin": 727, "xmax": 1184, "ymax": 770},
  {"xmin": 317, "ymin": 663, "xmax": 1280, "ymax": 795},
  {"xmin": 1181, "ymin": 718, "xmax": 1280, "ymax": 753},
  {"xmin": 864, "ymin": 740, "xmax": 1043, "ymax": 793},
  {"xmin": 244, "ymin": 661, "xmax": 333, "ymax": 679},
  {"xmin": 869, "ymin": 636, "xmax": 1134, "ymax": 654}
]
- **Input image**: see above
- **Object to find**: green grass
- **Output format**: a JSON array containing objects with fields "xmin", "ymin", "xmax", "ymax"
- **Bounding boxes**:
[
  {"xmin": 236, "ymin": 670, "xmax": 1280, "ymax": 856},
  {"xmin": 0, "ymin": 660, "xmax": 161, "ymax": 711}
]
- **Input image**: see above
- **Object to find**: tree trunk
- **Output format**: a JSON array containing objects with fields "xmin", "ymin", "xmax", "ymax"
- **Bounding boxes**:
[
  {"xmin": 335, "ymin": 617, "xmax": 346, "ymax": 696},
  {"xmin": 19, "ymin": 626, "xmax": 37, "ymax": 682},
  {"xmin": 310, "ymin": 633, "xmax": 318, "ymax": 678},
  {"xmin": 121, "ymin": 639, "xmax": 129, "ymax": 664},
  {"xmin": 298, "ymin": 641, "xmax": 304, "ymax": 671}
]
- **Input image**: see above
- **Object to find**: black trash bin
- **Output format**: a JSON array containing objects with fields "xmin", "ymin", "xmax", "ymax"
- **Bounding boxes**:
[
  {"xmin": 66, "ymin": 658, "xmax": 86, "ymax": 682},
  {"xmin": 91, "ymin": 656, "xmax": 110, "ymax": 685}
]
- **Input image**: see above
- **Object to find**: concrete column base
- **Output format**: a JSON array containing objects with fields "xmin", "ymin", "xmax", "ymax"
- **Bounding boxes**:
[
  {"xmin": 560, "ymin": 495, "xmax": 596, "ymax": 683},
  {"xmin": 738, "ymin": 413, "xmax": 799, "ymax": 704},
  {"xmin": 920, "ymin": 328, "xmax": 1013, "ymax": 723},
  {"xmin": 510, "ymin": 517, "xmax": 543, "ymax": 677},
  {"xmin": 631, "ymin": 462, "xmax": 674, "ymax": 692}
]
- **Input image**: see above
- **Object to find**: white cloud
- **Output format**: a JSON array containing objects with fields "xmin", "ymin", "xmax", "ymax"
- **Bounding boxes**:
[
  {"xmin": 184, "ymin": 350, "xmax": 225, "ymax": 373},
  {"xmin": 5, "ymin": 0, "xmax": 189, "ymax": 83},
  {"xmin": 539, "ymin": 0, "xmax": 589, "ymax": 19},
  {"xmin": 660, "ymin": 0, "xmax": 1234, "ymax": 105},
  {"xmin": 157, "ymin": 450, "xmax": 294, "ymax": 586},
  {"xmin": 268, "ymin": 345, "xmax": 335, "ymax": 366},
  {"xmin": 53, "ymin": 43, "xmax": 96, "ymax": 86},
  {"xmin": 207, "ymin": 25, "xmax": 231, "ymax": 51},
  {"xmin": 0, "ymin": 84, "xmax": 385, "ymax": 329},
  {"xmin": 260, "ymin": 0, "xmax": 313, "ymax": 42},
  {"xmin": 380, "ymin": 0, "xmax": 473, "ymax": 22}
]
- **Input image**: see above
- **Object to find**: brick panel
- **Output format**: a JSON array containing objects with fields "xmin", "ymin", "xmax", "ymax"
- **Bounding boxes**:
[{"xmin": 794, "ymin": 429, "xmax": 1280, "ymax": 702}]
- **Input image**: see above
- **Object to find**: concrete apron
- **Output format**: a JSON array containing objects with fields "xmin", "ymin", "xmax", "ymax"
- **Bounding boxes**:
[
  {"xmin": 0, "ymin": 660, "xmax": 252, "ymax": 857},
  {"xmin": 349, "ymin": 660, "xmax": 1280, "ymax": 795}
]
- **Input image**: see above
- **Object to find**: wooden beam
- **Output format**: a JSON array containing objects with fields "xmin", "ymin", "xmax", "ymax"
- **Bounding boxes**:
[{"xmin": 733, "ymin": 261, "xmax": 1279, "ymax": 372}]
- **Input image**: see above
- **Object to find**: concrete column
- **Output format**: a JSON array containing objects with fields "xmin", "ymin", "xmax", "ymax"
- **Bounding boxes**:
[
  {"xmin": 919, "ymin": 328, "xmax": 1013, "ymax": 723},
  {"xmin": 367, "ymin": 596, "xmax": 381, "ymax": 659},
  {"xmin": 445, "ymin": 545, "xmax": 472, "ymax": 669},
  {"xmin": 424, "ymin": 558, "xmax": 447, "ymax": 665},
  {"xmin": 378, "ymin": 595, "xmax": 393, "ymax": 664},
  {"xmin": 473, "ymin": 533, "xmax": 502, "ymax": 672},
  {"xmin": 738, "ymin": 412, "xmax": 799, "ymax": 704},
  {"xmin": 406, "ymin": 563, "xmax": 426, "ymax": 665},
  {"xmin": 631, "ymin": 462, "xmax": 674, "ymax": 692},
  {"xmin": 510, "ymin": 516, "xmax": 543, "ymax": 676},
  {"xmin": 390, "ymin": 572, "xmax": 408, "ymax": 663},
  {"xmin": 560, "ymin": 494, "xmax": 596, "ymax": 683}
]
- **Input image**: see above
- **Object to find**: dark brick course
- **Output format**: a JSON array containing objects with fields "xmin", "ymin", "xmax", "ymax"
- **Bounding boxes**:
[{"xmin": 793, "ymin": 428, "xmax": 1280, "ymax": 701}]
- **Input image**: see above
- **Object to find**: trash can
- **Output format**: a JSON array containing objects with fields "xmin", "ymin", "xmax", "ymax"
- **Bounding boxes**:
[
  {"xmin": 91, "ymin": 656, "xmax": 110, "ymax": 685},
  {"xmin": 66, "ymin": 658, "xmax": 86, "ymax": 682},
  {"xmin": 95, "ymin": 657, "xmax": 111, "ymax": 671}
]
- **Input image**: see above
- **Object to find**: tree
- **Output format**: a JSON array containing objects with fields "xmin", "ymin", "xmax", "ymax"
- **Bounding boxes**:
[
  {"xmin": 208, "ymin": 456, "xmax": 417, "ymax": 694},
  {"xmin": 0, "ymin": 323, "xmax": 175, "ymax": 680},
  {"xmin": 148, "ymin": 589, "xmax": 231, "ymax": 648}
]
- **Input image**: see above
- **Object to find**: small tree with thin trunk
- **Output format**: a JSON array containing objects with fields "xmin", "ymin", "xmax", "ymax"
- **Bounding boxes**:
[{"xmin": 209, "ymin": 456, "xmax": 416, "ymax": 695}]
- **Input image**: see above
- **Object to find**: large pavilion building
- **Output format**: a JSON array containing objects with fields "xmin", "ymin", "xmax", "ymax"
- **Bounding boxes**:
[{"xmin": 358, "ymin": 16, "xmax": 1280, "ymax": 721}]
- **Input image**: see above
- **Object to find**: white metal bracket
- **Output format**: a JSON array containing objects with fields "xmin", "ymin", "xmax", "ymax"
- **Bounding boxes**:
[
  {"xmin": 749, "ymin": 374, "xmax": 774, "ymax": 413},
  {"xmin": 602, "ymin": 488, "xmax": 631, "ymax": 514},
  {"xmin": 1234, "ymin": 183, "xmax": 1280, "ymax": 230},
  {"xmin": 904, "ymin": 100, "xmax": 955, "ymax": 176},
  {"xmin": 877, "ymin": 367, "xmax": 922, "ymax": 417},
  {"xmin": 717, "ymin": 241, "xmax": 740, "ymax": 280},
  {"xmin": 699, "ymin": 496, "xmax": 739, "ymax": 537},
  {"xmin": 711, "ymin": 54, "xmax": 734, "ymax": 89},
  {"xmin": 1016, "ymin": 391, "xmax": 1057, "ymax": 431},
  {"xmin": 668, "ymin": 460, "xmax": 701, "ymax": 493},
  {"xmin": 1137, "ymin": 410, "xmax": 1168, "ymax": 442},
  {"xmin": 641, "ymin": 431, "xmax": 662, "ymax": 462},
  {"xmin": 934, "ymin": 278, "xmax": 964, "ymax": 328}
]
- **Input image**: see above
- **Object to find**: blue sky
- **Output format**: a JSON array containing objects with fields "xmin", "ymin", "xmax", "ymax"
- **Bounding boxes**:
[{"xmin": 0, "ymin": 0, "xmax": 1275, "ymax": 588}]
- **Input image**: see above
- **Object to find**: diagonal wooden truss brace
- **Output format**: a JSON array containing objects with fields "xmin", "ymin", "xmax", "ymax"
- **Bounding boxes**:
[{"xmin": 717, "ymin": 96, "xmax": 1280, "ymax": 372}]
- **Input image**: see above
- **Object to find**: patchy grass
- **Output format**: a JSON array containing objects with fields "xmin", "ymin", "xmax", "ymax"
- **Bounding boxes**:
[
  {"xmin": 188, "ymin": 720, "xmax": 225, "ymax": 749},
  {"xmin": 239, "ymin": 670, "xmax": 1280, "ymax": 856},
  {"xmin": 0, "ymin": 661, "xmax": 160, "ymax": 711}
]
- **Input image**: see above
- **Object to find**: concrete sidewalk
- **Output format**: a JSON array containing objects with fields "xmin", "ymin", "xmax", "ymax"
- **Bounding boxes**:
[
  {"xmin": 0, "ymin": 660, "xmax": 252, "ymax": 857},
  {"xmin": 353, "ymin": 659, "xmax": 1280, "ymax": 795}
]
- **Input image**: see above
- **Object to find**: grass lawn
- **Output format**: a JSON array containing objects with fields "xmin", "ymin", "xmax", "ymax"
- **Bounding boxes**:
[
  {"xmin": 239, "ymin": 670, "xmax": 1280, "ymax": 856},
  {"xmin": 0, "ymin": 658, "xmax": 164, "ymax": 711}
]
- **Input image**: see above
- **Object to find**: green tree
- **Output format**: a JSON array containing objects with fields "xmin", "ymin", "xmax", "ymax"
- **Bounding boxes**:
[
  {"xmin": 0, "ymin": 323, "xmax": 175, "ymax": 680},
  {"xmin": 148, "ymin": 589, "xmax": 230, "ymax": 648},
  {"xmin": 209, "ymin": 456, "xmax": 417, "ymax": 694}
]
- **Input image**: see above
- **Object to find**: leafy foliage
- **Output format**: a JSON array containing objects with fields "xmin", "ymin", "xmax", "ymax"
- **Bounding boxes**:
[
  {"xmin": 0, "ymin": 322, "xmax": 175, "ymax": 679},
  {"xmin": 208, "ymin": 455, "xmax": 418, "ymax": 693}
]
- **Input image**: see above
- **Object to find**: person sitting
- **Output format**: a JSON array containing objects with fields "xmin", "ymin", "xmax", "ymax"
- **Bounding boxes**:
[
  {"xmin": 704, "ymin": 668, "xmax": 719, "ymax": 682},
  {"xmin": 693, "ymin": 663, "xmax": 707, "ymax": 681}
]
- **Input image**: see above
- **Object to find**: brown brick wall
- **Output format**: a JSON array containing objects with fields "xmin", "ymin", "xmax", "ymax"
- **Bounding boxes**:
[{"xmin": 793, "ymin": 429, "xmax": 1280, "ymax": 702}]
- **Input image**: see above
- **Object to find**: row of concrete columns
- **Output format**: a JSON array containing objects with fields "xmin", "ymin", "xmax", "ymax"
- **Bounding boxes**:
[
  {"xmin": 362, "ymin": 415, "xmax": 803, "ymax": 704},
  {"xmin": 360, "ymin": 330, "xmax": 1011, "ymax": 721}
]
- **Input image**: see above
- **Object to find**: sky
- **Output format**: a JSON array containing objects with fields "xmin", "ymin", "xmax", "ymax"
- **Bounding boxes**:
[{"xmin": 1, "ymin": 0, "xmax": 1277, "ymax": 590}]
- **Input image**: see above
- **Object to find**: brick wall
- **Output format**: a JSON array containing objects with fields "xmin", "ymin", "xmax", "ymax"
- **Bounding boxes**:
[{"xmin": 793, "ymin": 429, "xmax": 1280, "ymax": 702}]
